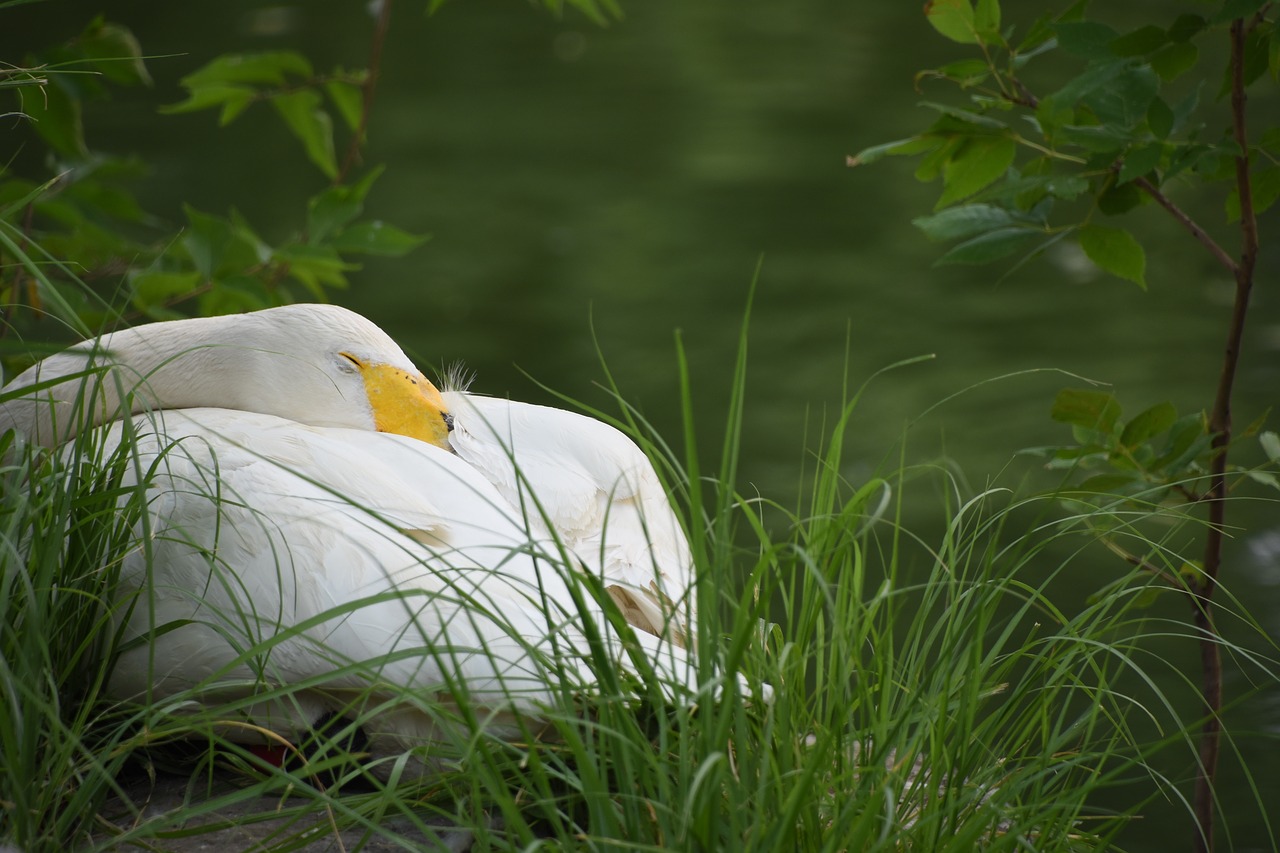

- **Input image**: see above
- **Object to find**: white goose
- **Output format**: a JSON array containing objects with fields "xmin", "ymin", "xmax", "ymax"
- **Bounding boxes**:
[{"xmin": 0, "ymin": 304, "xmax": 699, "ymax": 770}]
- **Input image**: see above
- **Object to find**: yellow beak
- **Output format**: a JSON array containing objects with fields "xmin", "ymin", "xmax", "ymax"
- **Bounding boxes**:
[{"xmin": 358, "ymin": 363, "xmax": 452, "ymax": 450}]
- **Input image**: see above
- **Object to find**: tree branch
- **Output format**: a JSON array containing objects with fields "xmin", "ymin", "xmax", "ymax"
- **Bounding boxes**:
[
  {"xmin": 1132, "ymin": 176, "xmax": 1238, "ymax": 277},
  {"xmin": 336, "ymin": 0, "xmax": 394, "ymax": 185},
  {"xmin": 1191, "ymin": 17, "xmax": 1261, "ymax": 853}
]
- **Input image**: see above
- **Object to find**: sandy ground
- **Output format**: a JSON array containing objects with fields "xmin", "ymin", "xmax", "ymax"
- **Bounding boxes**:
[{"xmin": 92, "ymin": 770, "xmax": 479, "ymax": 852}]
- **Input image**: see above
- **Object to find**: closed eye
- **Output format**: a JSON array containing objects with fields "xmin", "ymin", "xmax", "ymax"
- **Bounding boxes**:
[{"xmin": 339, "ymin": 352, "xmax": 363, "ymax": 368}]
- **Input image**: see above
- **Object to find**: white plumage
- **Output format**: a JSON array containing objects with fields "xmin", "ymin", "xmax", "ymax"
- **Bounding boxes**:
[
  {"xmin": 0, "ymin": 304, "xmax": 701, "ymax": 770},
  {"xmin": 445, "ymin": 391, "xmax": 694, "ymax": 644}
]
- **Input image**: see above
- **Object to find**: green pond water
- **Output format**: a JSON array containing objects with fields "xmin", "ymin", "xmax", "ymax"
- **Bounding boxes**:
[{"xmin": 5, "ymin": 1, "xmax": 1279, "ymax": 848}]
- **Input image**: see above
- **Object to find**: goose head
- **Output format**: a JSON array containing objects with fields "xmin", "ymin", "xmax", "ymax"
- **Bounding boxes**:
[{"xmin": 0, "ymin": 304, "xmax": 452, "ymax": 450}]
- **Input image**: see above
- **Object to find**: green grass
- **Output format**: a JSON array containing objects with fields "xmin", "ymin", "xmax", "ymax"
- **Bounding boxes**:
[{"xmin": 1, "ymin": 318, "xmax": 1277, "ymax": 852}]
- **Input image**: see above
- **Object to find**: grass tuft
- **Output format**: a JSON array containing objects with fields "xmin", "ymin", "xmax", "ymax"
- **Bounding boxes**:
[{"xmin": 1, "ymin": 323, "xmax": 1275, "ymax": 852}]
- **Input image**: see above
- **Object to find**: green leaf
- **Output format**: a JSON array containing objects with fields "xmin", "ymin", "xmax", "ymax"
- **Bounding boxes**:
[
  {"xmin": 1171, "ymin": 83, "xmax": 1203, "ymax": 136},
  {"xmin": 325, "ymin": 79, "xmax": 365, "ymax": 132},
  {"xmin": 1079, "ymin": 223, "xmax": 1146, "ymax": 287},
  {"xmin": 271, "ymin": 91, "xmax": 337, "ymax": 179},
  {"xmin": 1155, "ymin": 414, "xmax": 1211, "ymax": 472},
  {"xmin": 1031, "ymin": 443, "xmax": 1111, "ymax": 469},
  {"xmin": 847, "ymin": 135, "xmax": 942, "ymax": 167},
  {"xmin": 965, "ymin": 172, "xmax": 1087, "ymax": 205},
  {"xmin": 1074, "ymin": 473, "xmax": 1143, "ymax": 494},
  {"xmin": 200, "ymin": 274, "xmax": 271, "ymax": 316},
  {"xmin": 1084, "ymin": 65, "xmax": 1160, "ymax": 129},
  {"xmin": 925, "ymin": 0, "xmax": 977, "ymax": 44},
  {"xmin": 1246, "ymin": 470, "xmax": 1280, "ymax": 490},
  {"xmin": 1194, "ymin": 146, "xmax": 1240, "ymax": 181},
  {"xmin": 181, "ymin": 51, "xmax": 313, "ymax": 89},
  {"xmin": 217, "ymin": 91, "xmax": 255, "ymax": 126},
  {"xmin": 308, "ymin": 187, "xmax": 364, "ymax": 245},
  {"xmin": 1044, "ymin": 174, "xmax": 1091, "ymax": 200},
  {"xmin": 935, "ymin": 226, "xmax": 1042, "ymax": 264},
  {"xmin": 129, "ymin": 270, "xmax": 201, "ymax": 311},
  {"xmin": 1052, "ymin": 388, "xmax": 1122, "ymax": 435},
  {"xmin": 1242, "ymin": 26, "xmax": 1271, "ymax": 88},
  {"xmin": 1097, "ymin": 180, "xmax": 1144, "ymax": 214},
  {"xmin": 1241, "ymin": 409, "xmax": 1270, "ymax": 438},
  {"xmin": 1120, "ymin": 402, "xmax": 1178, "ymax": 448},
  {"xmin": 915, "ymin": 137, "xmax": 962, "ymax": 182},
  {"xmin": 1110, "ymin": 25, "xmax": 1168, "ymax": 58},
  {"xmin": 226, "ymin": 208, "xmax": 272, "ymax": 267},
  {"xmin": 272, "ymin": 243, "xmax": 355, "ymax": 295},
  {"xmin": 919, "ymin": 101, "xmax": 1009, "ymax": 131},
  {"xmin": 913, "ymin": 204, "xmax": 1019, "ymax": 241},
  {"xmin": 160, "ymin": 84, "xmax": 257, "ymax": 117},
  {"xmin": 1147, "ymin": 97, "xmax": 1175, "ymax": 139},
  {"xmin": 1055, "ymin": 21, "xmax": 1121, "ymax": 59},
  {"xmin": 1038, "ymin": 60, "xmax": 1128, "ymax": 131},
  {"xmin": 79, "ymin": 20, "xmax": 151, "ymax": 86},
  {"xmin": 1260, "ymin": 430, "xmax": 1280, "ymax": 463},
  {"xmin": 1226, "ymin": 167, "xmax": 1280, "ymax": 222},
  {"xmin": 1160, "ymin": 414, "xmax": 1206, "ymax": 457},
  {"xmin": 935, "ymin": 59, "xmax": 991, "ymax": 82},
  {"xmin": 182, "ymin": 205, "xmax": 233, "ymax": 279},
  {"xmin": 937, "ymin": 136, "xmax": 1016, "ymax": 208},
  {"xmin": 306, "ymin": 166, "xmax": 384, "ymax": 243},
  {"xmin": 1272, "ymin": 27, "xmax": 1280, "ymax": 80},
  {"xmin": 330, "ymin": 221, "xmax": 428, "ymax": 256},
  {"xmin": 973, "ymin": 0, "xmax": 1000, "ymax": 40},
  {"xmin": 22, "ymin": 81, "xmax": 86, "ymax": 157},
  {"xmin": 1168, "ymin": 14, "xmax": 1208, "ymax": 43},
  {"xmin": 1150, "ymin": 42, "xmax": 1199, "ymax": 82},
  {"xmin": 65, "ymin": 177, "xmax": 147, "ymax": 223},
  {"xmin": 1118, "ymin": 143, "xmax": 1163, "ymax": 184},
  {"xmin": 1261, "ymin": 128, "xmax": 1280, "ymax": 156},
  {"xmin": 1018, "ymin": 14, "xmax": 1056, "ymax": 53},
  {"xmin": 1057, "ymin": 124, "xmax": 1136, "ymax": 154}
]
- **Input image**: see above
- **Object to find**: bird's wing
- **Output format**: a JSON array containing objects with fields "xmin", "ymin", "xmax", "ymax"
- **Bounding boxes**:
[
  {"xmin": 101, "ymin": 408, "xmax": 698, "ymax": 756},
  {"xmin": 444, "ymin": 392, "xmax": 694, "ymax": 641}
]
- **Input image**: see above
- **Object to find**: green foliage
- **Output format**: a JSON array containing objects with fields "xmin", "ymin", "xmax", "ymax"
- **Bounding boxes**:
[
  {"xmin": 2, "ymin": 3, "xmax": 1276, "ymax": 851},
  {"xmin": 8, "ymin": 321, "xmax": 1251, "ymax": 851},
  {"xmin": 1037, "ymin": 388, "xmax": 1213, "ymax": 498},
  {"xmin": 0, "ymin": 397, "xmax": 152, "ymax": 847},
  {"xmin": 0, "ymin": 23, "xmax": 425, "ymax": 357},
  {"xmin": 162, "ymin": 51, "xmax": 364, "ymax": 178},
  {"xmin": 851, "ymin": 0, "xmax": 1279, "ymax": 287},
  {"xmin": 1078, "ymin": 223, "xmax": 1146, "ymax": 287},
  {"xmin": 858, "ymin": 7, "xmax": 1278, "ymax": 848}
]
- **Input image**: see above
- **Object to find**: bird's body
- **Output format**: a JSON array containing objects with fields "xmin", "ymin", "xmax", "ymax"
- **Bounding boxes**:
[
  {"xmin": 102, "ymin": 407, "xmax": 694, "ymax": 765},
  {"xmin": 0, "ymin": 304, "xmax": 699, "ymax": 770},
  {"xmin": 445, "ymin": 392, "xmax": 693, "ymax": 643}
]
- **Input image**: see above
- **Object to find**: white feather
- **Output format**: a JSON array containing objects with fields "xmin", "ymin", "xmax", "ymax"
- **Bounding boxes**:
[
  {"xmin": 444, "ymin": 392, "xmax": 695, "ymax": 643},
  {"xmin": 0, "ymin": 305, "xmax": 710, "ymax": 773}
]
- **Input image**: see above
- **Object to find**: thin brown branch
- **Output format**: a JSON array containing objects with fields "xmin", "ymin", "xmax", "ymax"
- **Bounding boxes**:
[
  {"xmin": 1010, "ymin": 78, "xmax": 1038, "ymax": 109},
  {"xmin": 336, "ymin": 0, "xmax": 394, "ymax": 185},
  {"xmin": 1132, "ymin": 176, "xmax": 1238, "ymax": 277},
  {"xmin": 1190, "ymin": 17, "xmax": 1261, "ymax": 853}
]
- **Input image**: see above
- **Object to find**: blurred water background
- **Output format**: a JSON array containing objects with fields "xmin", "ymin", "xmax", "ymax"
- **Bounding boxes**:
[{"xmin": 4, "ymin": 1, "xmax": 1279, "ymax": 848}]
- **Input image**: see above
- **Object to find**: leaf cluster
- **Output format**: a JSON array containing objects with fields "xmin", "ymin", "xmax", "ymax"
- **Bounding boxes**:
[
  {"xmin": 851, "ymin": 0, "xmax": 1280, "ymax": 287},
  {"xmin": 1021, "ymin": 386, "xmax": 1279, "ymax": 599},
  {"xmin": 1031, "ymin": 387, "xmax": 1214, "ymax": 502},
  {"xmin": 0, "ymin": 22, "xmax": 424, "ymax": 359}
]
